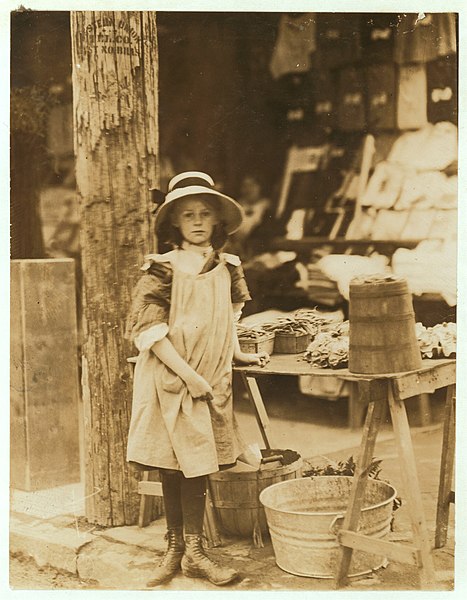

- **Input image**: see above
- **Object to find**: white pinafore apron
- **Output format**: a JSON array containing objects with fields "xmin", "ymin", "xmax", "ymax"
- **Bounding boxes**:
[{"xmin": 126, "ymin": 260, "xmax": 243, "ymax": 477}]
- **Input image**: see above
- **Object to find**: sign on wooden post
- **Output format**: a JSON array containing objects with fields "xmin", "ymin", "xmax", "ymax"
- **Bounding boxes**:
[{"xmin": 71, "ymin": 11, "xmax": 159, "ymax": 526}]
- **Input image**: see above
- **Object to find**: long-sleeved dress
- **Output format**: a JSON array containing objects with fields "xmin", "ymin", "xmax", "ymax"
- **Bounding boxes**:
[{"xmin": 125, "ymin": 248, "xmax": 251, "ymax": 478}]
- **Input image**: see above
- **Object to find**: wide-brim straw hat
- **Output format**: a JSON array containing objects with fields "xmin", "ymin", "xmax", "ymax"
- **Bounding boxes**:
[{"xmin": 153, "ymin": 171, "xmax": 244, "ymax": 235}]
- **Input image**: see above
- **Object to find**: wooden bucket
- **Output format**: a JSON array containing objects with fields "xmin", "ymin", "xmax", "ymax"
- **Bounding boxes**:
[
  {"xmin": 208, "ymin": 449, "xmax": 302, "ymax": 546},
  {"xmin": 349, "ymin": 275, "xmax": 422, "ymax": 374}
]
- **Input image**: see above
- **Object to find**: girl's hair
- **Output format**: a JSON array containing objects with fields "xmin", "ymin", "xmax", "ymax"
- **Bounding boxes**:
[{"xmin": 156, "ymin": 196, "xmax": 228, "ymax": 252}]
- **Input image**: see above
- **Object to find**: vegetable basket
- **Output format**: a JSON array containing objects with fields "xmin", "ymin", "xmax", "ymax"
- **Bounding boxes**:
[
  {"xmin": 239, "ymin": 331, "xmax": 275, "ymax": 354},
  {"xmin": 274, "ymin": 332, "xmax": 310, "ymax": 354}
]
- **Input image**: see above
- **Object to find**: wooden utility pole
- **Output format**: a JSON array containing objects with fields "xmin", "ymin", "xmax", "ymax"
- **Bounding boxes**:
[{"xmin": 70, "ymin": 11, "xmax": 159, "ymax": 526}]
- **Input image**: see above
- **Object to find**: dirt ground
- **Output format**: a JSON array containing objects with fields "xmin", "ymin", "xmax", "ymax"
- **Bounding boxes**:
[
  {"xmin": 9, "ymin": 545, "xmax": 454, "ymax": 593},
  {"xmin": 9, "ymin": 554, "xmax": 92, "ymax": 591}
]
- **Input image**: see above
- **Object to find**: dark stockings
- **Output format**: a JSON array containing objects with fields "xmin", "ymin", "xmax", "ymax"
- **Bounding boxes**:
[
  {"xmin": 160, "ymin": 469, "xmax": 207, "ymax": 534},
  {"xmin": 160, "ymin": 470, "xmax": 183, "ymax": 529}
]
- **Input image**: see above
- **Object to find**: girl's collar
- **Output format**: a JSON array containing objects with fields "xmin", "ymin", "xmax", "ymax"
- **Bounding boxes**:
[{"xmin": 180, "ymin": 241, "xmax": 214, "ymax": 258}]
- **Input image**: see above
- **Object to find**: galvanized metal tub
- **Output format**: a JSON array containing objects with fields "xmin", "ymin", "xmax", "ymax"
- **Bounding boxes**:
[{"xmin": 259, "ymin": 476, "xmax": 397, "ymax": 579}]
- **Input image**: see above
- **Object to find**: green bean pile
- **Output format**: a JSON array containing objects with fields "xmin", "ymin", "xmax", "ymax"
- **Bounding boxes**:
[
  {"xmin": 259, "ymin": 318, "xmax": 309, "ymax": 336},
  {"xmin": 236, "ymin": 324, "xmax": 272, "ymax": 341}
]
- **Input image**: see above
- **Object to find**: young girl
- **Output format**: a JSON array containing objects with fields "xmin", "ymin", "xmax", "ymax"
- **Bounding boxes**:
[{"xmin": 126, "ymin": 171, "xmax": 269, "ymax": 587}]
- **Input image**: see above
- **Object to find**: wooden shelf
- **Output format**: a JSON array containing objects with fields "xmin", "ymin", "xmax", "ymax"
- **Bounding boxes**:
[{"xmin": 271, "ymin": 237, "xmax": 422, "ymax": 252}]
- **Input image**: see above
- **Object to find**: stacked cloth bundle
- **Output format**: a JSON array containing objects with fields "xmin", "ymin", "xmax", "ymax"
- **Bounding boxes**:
[
  {"xmin": 361, "ymin": 122, "xmax": 458, "ymax": 212},
  {"xmin": 392, "ymin": 240, "xmax": 457, "ymax": 306},
  {"xmin": 316, "ymin": 253, "xmax": 391, "ymax": 300},
  {"xmin": 352, "ymin": 122, "xmax": 458, "ymax": 242}
]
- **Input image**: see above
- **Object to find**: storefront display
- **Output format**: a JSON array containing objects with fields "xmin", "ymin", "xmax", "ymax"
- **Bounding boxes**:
[
  {"xmin": 397, "ymin": 64, "xmax": 428, "ymax": 129},
  {"xmin": 336, "ymin": 66, "xmax": 366, "ymax": 131},
  {"xmin": 366, "ymin": 62, "xmax": 397, "ymax": 130},
  {"xmin": 427, "ymin": 55, "xmax": 458, "ymax": 124},
  {"xmin": 360, "ymin": 12, "xmax": 398, "ymax": 64}
]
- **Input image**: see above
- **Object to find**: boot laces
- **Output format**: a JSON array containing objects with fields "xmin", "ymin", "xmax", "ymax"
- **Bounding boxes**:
[
  {"xmin": 189, "ymin": 536, "xmax": 218, "ymax": 566},
  {"xmin": 160, "ymin": 529, "xmax": 184, "ymax": 561}
]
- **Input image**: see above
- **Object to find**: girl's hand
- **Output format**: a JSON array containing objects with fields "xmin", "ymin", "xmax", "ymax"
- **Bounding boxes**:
[
  {"xmin": 185, "ymin": 372, "xmax": 213, "ymax": 402},
  {"xmin": 235, "ymin": 351, "xmax": 270, "ymax": 368}
]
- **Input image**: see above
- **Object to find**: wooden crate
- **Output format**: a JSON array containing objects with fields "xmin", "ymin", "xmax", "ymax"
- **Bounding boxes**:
[
  {"xmin": 239, "ymin": 332, "xmax": 275, "ymax": 355},
  {"xmin": 10, "ymin": 259, "xmax": 81, "ymax": 490}
]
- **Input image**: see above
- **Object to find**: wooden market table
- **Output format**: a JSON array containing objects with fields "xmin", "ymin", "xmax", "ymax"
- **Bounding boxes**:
[{"xmin": 234, "ymin": 355, "xmax": 456, "ymax": 589}]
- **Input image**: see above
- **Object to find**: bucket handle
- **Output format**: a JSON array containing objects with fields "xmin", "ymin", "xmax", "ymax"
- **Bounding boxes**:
[{"xmin": 329, "ymin": 514, "xmax": 345, "ymax": 536}]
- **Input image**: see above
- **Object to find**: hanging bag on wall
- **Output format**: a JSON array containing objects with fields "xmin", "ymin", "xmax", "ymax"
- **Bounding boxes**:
[
  {"xmin": 366, "ymin": 63, "xmax": 397, "ymax": 131},
  {"xmin": 269, "ymin": 13, "xmax": 317, "ymax": 80},
  {"xmin": 426, "ymin": 55, "xmax": 458, "ymax": 124},
  {"xmin": 315, "ymin": 13, "xmax": 361, "ymax": 69},
  {"xmin": 397, "ymin": 63, "xmax": 428, "ymax": 130},
  {"xmin": 309, "ymin": 68, "xmax": 337, "ymax": 132},
  {"xmin": 336, "ymin": 66, "xmax": 366, "ymax": 131},
  {"xmin": 394, "ymin": 13, "xmax": 457, "ymax": 64},
  {"xmin": 360, "ymin": 13, "xmax": 398, "ymax": 63}
]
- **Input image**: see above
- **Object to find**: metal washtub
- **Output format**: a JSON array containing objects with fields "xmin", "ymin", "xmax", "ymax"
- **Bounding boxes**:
[{"xmin": 259, "ymin": 475, "xmax": 397, "ymax": 579}]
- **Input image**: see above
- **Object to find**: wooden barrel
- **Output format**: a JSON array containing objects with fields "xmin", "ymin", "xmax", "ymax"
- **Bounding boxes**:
[
  {"xmin": 208, "ymin": 449, "xmax": 302, "ymax": 541},
  {"xmin": 349, "ymin": 275, "xmax": 423, "ymax": 374}
]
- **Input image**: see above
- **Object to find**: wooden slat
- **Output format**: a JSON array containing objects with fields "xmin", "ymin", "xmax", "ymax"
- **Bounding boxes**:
[
  {"xmin": 334, "ymin": 398, "xmax": 386, "ymax": 588},
  {"xmin": 241, "ymin": 373, "xmax": 275, "ymax": 449},
  {"xmin": 138, "ymin": 471, "xmax": 153, "ymax": 528},
  {"xmin": 212, "ymin": 499, "xmax": 261, "ymax": 509},
  {"xmin": 391, "ymin": 362, "xmax": 456, "ymax": 401},
  {"xmin": 138, "ymin": 480, "xmax": 163, "ymax": 496},
  {"xmin": 270, "ymin": 237, "xmax": 422, "ymax": 253},
  {"xmin": 435, "ymin": 386, "xmax": 456, "ymax": 549},
  {"xmin": 387, "ymin": 385, "xmax": 436, "ymax": 588},
  {"xmin": 10, "ymin": 261, "xmax": 28, "ymax": 489},
  {"xmin": 138, "ymin": 470, "xmax": 163, "ymax": 528},
  {"xmin": 204, "ymin": 486, "xmax": 222, "ymax": 548},
  {"xmin": 235, "ymin": 355, "xmax": 455, "ymax": 387},
  {"xmin": 338, "ymin": 530, "xmax": 421, "ymax": 566},
  {"xmin": 236, "ymin": 355, "xmax": 348, "ymax": 378}
]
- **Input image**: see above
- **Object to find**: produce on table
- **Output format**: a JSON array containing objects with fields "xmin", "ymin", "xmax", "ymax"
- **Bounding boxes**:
[
  {"xmin": 303, "ymin": 321, "xmax": 350, "ymax": 369},
  {"xmin": 239, "ymin": 311, "xmax": 455, "ymax": 367},
  {"xmin": 259, "ymin": 309, "xmax": 343, "ymax": 338},
  {"xmin": 302, "ymin": 320, "xmax": 456, "ymax": 369},
  {"xmin": 236, "ymin": 324, "xmax": 272, "ymax": 340},
  {"xmin": 294, "ymin": 308, "xmax": 344, "ymax": 334},
  {"xmin": 259, "ymin": 317, "xmax": 310, "ymax": 336},
  {"xmin": 415, "ymin": 322, "xmax": 456, "ymax": 358}
]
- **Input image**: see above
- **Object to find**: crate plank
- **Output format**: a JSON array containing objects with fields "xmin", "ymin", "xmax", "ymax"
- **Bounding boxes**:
[{"xmin": 10, "ymin": 259, "xmax": 81, "ymax": 490}]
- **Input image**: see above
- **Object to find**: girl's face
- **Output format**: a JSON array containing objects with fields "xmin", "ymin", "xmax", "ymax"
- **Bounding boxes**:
[{"xmin": 172, "ymin": 196, "xmax": 219, "ymax": 247}]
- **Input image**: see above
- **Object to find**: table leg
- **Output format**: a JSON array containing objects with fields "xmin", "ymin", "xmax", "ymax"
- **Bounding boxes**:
[
  {"xmin": 435, "ymin": 385, "xmax": 455, "ymax": 549},
  {"xmin": 335, "ymin": 392, "xmax": 386, "ymax": 588},
  {"xmin": 204, "ymin": 484, "xmax": 222, "ymax": 548},
  {"xmin": 417, "ymin": 393, "xmax": 432, "ymax": 427},
  {"xmin": 240, "ymin": 372, "xmax": 275, "ymax": 449},
  {"xmin": 348, "ymin": 381, "xmax": 366, "ymax": 430},
  {"xmin": 387, "ymin": 383, "xmax": 436, "ymax": 588}
]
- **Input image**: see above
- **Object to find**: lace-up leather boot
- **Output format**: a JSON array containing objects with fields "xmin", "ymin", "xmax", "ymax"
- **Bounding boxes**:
[
  {"xmin": 181, "ymin": 534, "xmax": 239, "ymax": 585},
  {"xmin": 146, "ymin": 527, "xmax": 185, "ymax": 587}
]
